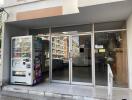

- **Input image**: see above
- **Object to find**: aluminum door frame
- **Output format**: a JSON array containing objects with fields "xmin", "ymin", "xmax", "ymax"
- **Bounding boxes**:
[
  {"xmin": 70, "ymin": 32, "xmax": 95, "ymax": 86},
  {"xmin": 50, "ymin": 32, "xmax": 95, "ymax": 86}
]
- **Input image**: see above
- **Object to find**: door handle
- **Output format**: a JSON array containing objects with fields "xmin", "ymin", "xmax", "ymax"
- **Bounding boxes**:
[{"xmin": 69, "ymin": 51, "xmax": 72, "ymax": 58}]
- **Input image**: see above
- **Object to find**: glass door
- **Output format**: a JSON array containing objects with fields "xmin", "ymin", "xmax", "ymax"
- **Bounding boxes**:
[
  {"xmin": 51, "ymin": 33, "xmax": 94, "ymax": 85},
  {"xmin": 51, "ymin": 35, "xmax": 70, "ymax": 83},
  {"xmin": 71, "ymin": 33, "xmax": 94, "ymax": 85}
]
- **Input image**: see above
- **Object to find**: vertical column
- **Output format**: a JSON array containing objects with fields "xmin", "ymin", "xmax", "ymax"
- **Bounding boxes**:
[
  {"xmin": 49, "ymin": 27, "xmax": 52, "ymax": 82},
  {"xmin": 0, "ymin": 11, "xmax": 9, "ymax": 86},
  {"xmin": 92, "ymin": 24, "xmax": 95, "ymax": 86},
  {"xmin": 127, "ymin": 13, "xmax": 132, "ymax": 89},
  {"xmin": 0, "ymin": 23, "xmax": 5, "ymax": 87},
  {"xmin": 69, "ymin": 35, "xmax": 72, "ymax": 84}
]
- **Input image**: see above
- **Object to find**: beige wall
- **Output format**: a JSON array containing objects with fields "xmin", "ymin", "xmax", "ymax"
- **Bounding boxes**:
[{"xmin": 16, "ymin": 6, "xmax": 63, "ymax": 20}]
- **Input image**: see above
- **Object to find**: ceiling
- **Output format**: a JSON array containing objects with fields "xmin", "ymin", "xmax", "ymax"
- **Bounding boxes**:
[{"xmin": 7, "ymin": 0, "xmax": 132, "ymax": 29}]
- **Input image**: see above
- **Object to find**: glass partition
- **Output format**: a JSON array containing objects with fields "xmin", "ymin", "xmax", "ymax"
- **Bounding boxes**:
[
  {"xmin": 95, "ymin": 31, "xmax": 128, "ymax": 87},
  {"xmin": 72, "ymin": 34, "xmax": 92, "ymax": 83},
  {"xmin": 52, "ymin": 36, "xmax": 69, "ymax": 82}
]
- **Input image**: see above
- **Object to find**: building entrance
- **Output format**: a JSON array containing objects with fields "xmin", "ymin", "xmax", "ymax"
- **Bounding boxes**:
[{"xmin": 51, "ymin": 32, "xmax": 95, "ymax": 86}]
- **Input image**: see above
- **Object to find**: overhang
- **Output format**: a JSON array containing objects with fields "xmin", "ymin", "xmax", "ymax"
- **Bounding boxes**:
[{"xmin": 7, "ymin": 0, "xmax": 132, "ymax": 28}]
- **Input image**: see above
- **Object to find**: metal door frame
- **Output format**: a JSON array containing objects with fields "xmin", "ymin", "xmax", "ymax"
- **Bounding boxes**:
[
  {"xmin": 50, "ymin": 32, "xmax": 95, "ymax": 86},
  {"xmin": 70, "ymin": 32, "xmax": 95, "ymax": 86}
]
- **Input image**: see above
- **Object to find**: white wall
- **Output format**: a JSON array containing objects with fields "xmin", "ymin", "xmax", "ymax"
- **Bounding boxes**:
[
  {"xmin": 4, "ymin": 0, "xmax": 126, "ymax": 22},
  {"xmin": 4, "ymin": 0, "xmax": 62, "ymax": 22},
  {"xmin": 127, "ymin": 13, "xmax": 132, "ymax": 89},
  {"xmin": 0, "ymin": 0, "xmax": 3, "ymax": 5},
  {"xmin": 4, "ymin": 0, "xmax": 43, "ymax": 7},
  {"xmin": 79, "ymin": 0, "xmax": 125, "ymax": 7},
  {"xmin": 63, "ymin": 0, "xmax": 79, "ymax": 14}
]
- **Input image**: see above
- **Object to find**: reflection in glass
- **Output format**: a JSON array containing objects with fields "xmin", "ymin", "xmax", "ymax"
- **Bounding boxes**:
[
  {"xmin": 52, "ymin": 36, "xmax": 69, "ymax": 81},
  {"xmin": 72, "ymin": 35, "xmax": 92, "ymax": 83},
  {"xmin": 41, "ymin": 36, "xmax": 50, "ymax": 81},
  {"xmin": 95, "ymin": 31, "xmax": 128, "ymax": 87}
]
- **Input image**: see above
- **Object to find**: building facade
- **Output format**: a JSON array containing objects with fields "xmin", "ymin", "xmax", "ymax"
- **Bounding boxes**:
[{"xmin": 1, "ymin": 0, "xmax": 132, "ymax": 97}]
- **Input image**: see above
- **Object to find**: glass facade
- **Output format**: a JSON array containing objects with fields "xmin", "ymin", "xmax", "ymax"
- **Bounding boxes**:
[
  {"xmin": 95, "ymin": 31, "xmax": 128, "ymax": 87},
  {"xmin": 28, "ymin": 22, "xmax": 128, "ymax": 87},
  {"xmin": 52, "ymin": 36, "xmax": 69, "ymax": 81},
  {"xmin": 72, "ymin": 35, "xmax": 92, "ymax": 83}
]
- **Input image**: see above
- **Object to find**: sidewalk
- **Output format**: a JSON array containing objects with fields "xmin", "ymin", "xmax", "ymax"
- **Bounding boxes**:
[
  {"xmin": 2, "ymin": 82, "xmax": 132, "ymax": 100},
  {"xmin": 0, "ymin": 95, "xmax": 28, "ymax": 100},
  {"xmin": 0, "ymin": 92, "xmax": 101, "ymax": 100},
  {"xmin": 2, "ymin": 83, "xmax": 106, "ymax": 100}
]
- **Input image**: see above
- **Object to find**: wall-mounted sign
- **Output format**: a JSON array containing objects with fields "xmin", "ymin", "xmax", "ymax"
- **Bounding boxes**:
[
  {"xmin": 99, "ymin": 49, "xmax": 105, "ymax": 53},
  {"xmin": 95, "ymin": 45, "xmax": 103, "ymax": 49}
]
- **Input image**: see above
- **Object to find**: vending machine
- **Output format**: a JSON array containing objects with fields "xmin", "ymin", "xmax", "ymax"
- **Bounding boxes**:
[{"xmin": 11, "ymin": 36, "xmax": 43, "ymax": 85}]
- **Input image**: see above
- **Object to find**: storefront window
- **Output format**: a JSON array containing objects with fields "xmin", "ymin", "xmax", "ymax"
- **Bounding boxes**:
[
  {"xmin": 52, "ymin": 36, "xmax": 69, "ymax": 81},
  {"xmin": 95, "ymin": 31, "xmax": 128, "ymax": 87}
]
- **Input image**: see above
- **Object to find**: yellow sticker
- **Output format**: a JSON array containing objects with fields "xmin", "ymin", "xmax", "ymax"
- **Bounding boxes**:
[{"xmin": 99, "ymin": 49, "xmax": 105, "ymax": 53}]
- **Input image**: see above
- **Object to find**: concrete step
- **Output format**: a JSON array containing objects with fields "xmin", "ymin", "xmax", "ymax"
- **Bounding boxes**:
[{"xmin": 2, "ymin": 86, "xmax": 105, "ymax": 100}]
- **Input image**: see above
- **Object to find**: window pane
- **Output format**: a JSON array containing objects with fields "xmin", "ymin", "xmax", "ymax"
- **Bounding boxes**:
[{"xmin": 95, "ymin": 31, "xmax": 128, "ymax": 88}]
